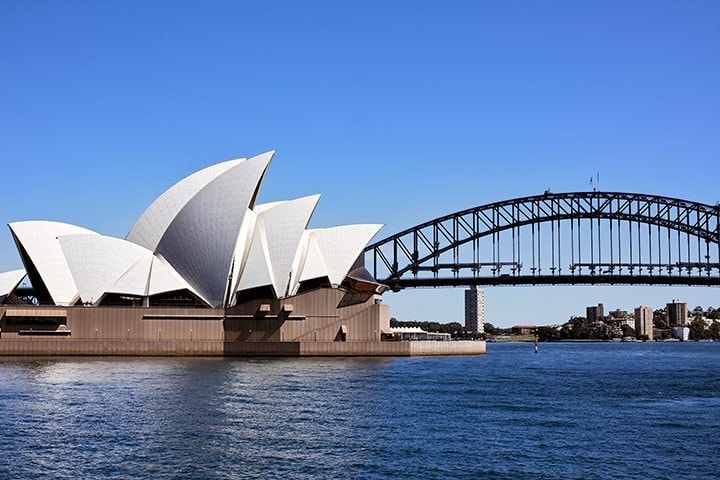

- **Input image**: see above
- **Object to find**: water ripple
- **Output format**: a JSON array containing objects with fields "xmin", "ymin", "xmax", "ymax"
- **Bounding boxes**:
[{"xmin": 1, "ymin": 343, "xmax": 719, "ymax": 479}]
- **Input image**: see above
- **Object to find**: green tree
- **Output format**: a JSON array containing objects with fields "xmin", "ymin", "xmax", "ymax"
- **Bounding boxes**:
[
  {"xmin": 689, "ymin": 317, "xmax": 707, "ymax": 340},
  {"xmin": 537, "ymin": 326, "xmax": 561, "ymax": 341},
  {"xmin": 709, "ymin": 322, "xmax": 720, "ymax": 341},
  {"xmin": 567, "ymin": 316, "xmax": 590, "ymax": 339},
  {"xmin": 621, "ymin": 324, "xmax": 636, "ymax": 338},
  {"xmin": 654, "ymin": 310, "xmax": 669, "ymax": 329}
]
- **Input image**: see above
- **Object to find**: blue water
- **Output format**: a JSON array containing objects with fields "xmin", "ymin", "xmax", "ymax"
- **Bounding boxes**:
[{"xmin": 1, "ymin": 342, "xmax": 719, "ymax": 479}]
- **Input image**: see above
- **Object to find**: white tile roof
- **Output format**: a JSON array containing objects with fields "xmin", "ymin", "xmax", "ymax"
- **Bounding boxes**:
[
  {"xmin": 126, "ymin": 159, "xmax": 244, "ymax": 251},
  {"xmin": 301, "ymin": 224, "xmax": 383, "ymax": 287},
  {"xmin": 0, "ymin": 269, "xmax": 26, "ymax": 298},
  {"xmin": 153, "ymin": 152, "xmax": 273, "ymax": 306},
  {"xmin": 7, "ymin": 151, "xmax": 383, "ymax": 307},
  {"xmin": 9, "ymin": 221, "xmax": 99, "ymax": 305}
]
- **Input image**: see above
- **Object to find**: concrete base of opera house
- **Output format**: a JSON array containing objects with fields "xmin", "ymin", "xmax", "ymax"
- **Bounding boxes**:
[
  {"xmin": 0, "ymin": 288, "xmax": 485, "ymax": 357},
  {"xmin": 0, "ymin": 339, "xmax": 486, "ymax": 357}
]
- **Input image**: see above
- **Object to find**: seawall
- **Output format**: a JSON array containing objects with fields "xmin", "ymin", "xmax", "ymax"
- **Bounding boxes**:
[{"xmin": 0, "ymin": 339, "xmax": 486, "ymax": 356}]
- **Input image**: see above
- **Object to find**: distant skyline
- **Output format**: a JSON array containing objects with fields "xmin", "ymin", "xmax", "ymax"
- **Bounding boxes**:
[{"xmin": 2, "ymin": 1, "xmax": 719, "ymax": 326}]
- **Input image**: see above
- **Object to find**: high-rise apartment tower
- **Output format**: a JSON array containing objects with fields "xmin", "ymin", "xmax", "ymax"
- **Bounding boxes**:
[
  {"xmin": 464, "ymin": 286, "xmax": 485, "ymax": 334},
  {"xmin": 635, "ymin": 306, "xmax": 654, "ymax": 340},
  {"xmin": 666, "ymin": 299, "xmax": 688, "ymax": 327}
]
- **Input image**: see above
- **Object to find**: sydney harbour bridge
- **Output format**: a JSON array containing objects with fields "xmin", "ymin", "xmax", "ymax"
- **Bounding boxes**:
[{"xmin": 364, "ymin": 191, "xmax": 720, "ymax": 291}]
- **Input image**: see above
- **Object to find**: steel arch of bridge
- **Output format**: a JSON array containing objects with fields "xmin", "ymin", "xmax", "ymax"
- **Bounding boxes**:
[{"xmin": 365, "ymin": 191, "xmax": 720, "ymax": 291}]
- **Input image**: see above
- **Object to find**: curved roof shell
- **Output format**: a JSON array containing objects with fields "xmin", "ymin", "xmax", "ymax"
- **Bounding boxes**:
[
  {"xmin": 8, "ymin": 221, "xmax": 99, "ymax": 305},
  {"xmin": 300, "ymin": 224, "xmax": 383, "ymax": 287},
  {"xmin": 298, "ymin": 231, "xmax": 328, "ymax": 283},
  {"xmin": 6, "ymin": 151, "xmax": 384, "ymax": 308},
  {"xmin": 147, "ymin": 255, "xmax": 198, "ymax": 297},
  {"xmin": 154, "ymin": 151, "xmax": 273, "ymax": 306},
  {"xmin": 59, "ymin": 234, "xmax": 202, "ymax": 305},
  {"xmin": 236, "ymin": 195, "xmax": 320, "ymax": 298},
  {"xmin": 126, "ymin": 159, "xmax": 244, "ymax": 251},
  {"xmin": 234, "ymin": 209, "xmax": 272, "ymax": 294},
  {"xmin": 0, "ymin": 269, "xmax": 26, "ymax": 300},
  {"xmin": 109, "ymin": 253, "xmax": 153, "ymax": 297},
  {"xmin": 59, "ymin": 234, "xmax": 152, "ymax": 304}
]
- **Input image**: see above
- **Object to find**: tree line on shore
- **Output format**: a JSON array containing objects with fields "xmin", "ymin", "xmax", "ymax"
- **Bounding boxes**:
[
  {"xmin": 537, "ymin": 305, "xmax": 720, "ymax": 341},
  {"xmin": 392, "ymin": 305, "xmax": 720, "ymax": 341}
]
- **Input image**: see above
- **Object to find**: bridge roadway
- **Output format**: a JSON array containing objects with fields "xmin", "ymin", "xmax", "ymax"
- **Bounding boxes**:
[{"xmin": 388, "ymin": 274, "xmax": 719, "ymax": 290}]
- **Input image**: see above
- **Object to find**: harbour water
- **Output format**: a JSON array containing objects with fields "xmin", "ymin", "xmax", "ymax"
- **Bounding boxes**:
[{"xmin": 1, "ymin": 342, "xmax": 719, "ymax": 479}]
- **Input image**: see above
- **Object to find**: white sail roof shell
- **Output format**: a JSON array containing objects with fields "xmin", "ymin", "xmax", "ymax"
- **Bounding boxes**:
[
  {"xmin": 58, "ymin": 234, "xmax": 201, "ymax": 305},
  {"xmin": 8, "ymin": 221, "xmax": 99, "ymax": 306},
  {"xmin": 298, "ymin": 231, "xmax": 328, "ymax": 282},
  {"xmin": 300, "ymin": 224, "xmax": 383, "ymax": 287},
  {"xmin": 126, "ymin": 159, "xmax": 244, "ymax": 251},
  {"xmin": 227, "ymin": 209, "xmax": 258, "ymax": 301},
  {"xmin": 110, "ymin": 254, "xmax": 153, "ymax": 296},
  {"xmin": 261, "ymin": 195, "xmax": 319, "ymax": 297},
  {"xmin": 154, "ymin": 151, "xmax": 273, "ymax": 306},
  {"xmin": 0, "ymin": 269, "xmax": 25, "ymax": 299},
  {"xmin": 59, "ymin": 234, "xmax": 151, "ymax": 304},
  {"xmin": 6, "ymin": 152, "xmax": 384, "ymax": 307},
  {"xmin": 147, "ymin": 255, "xmax": 197, "ymax": 297},
  {"xmin": 235, "ymin": 210, "xmax": 273, "ymax": 293},
  {"xmin": 236, "ymin": 195, "xmax": 319, "ymax": 298}
]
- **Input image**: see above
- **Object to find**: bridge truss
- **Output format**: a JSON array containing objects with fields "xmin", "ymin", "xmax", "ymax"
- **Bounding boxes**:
[{"xmin": 365, "ymin": 192, "xmax": 720, "ymax": 291}]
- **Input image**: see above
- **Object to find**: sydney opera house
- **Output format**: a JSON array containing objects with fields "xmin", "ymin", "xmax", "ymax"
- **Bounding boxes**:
[{"xmin": 0, "ymin": 151, "xmax": 484, "ymax": 356}]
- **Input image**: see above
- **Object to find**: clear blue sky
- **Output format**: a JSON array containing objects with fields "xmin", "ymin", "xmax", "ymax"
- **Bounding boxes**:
[{"xmin": 1, "ymin": 1, "xmax": 719, "ymax": 326}]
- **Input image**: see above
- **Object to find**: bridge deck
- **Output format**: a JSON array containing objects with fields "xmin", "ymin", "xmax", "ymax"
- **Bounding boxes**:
[{"xmin": 387, "ymin": 274, "xmax": 720, "ymax": 290}]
